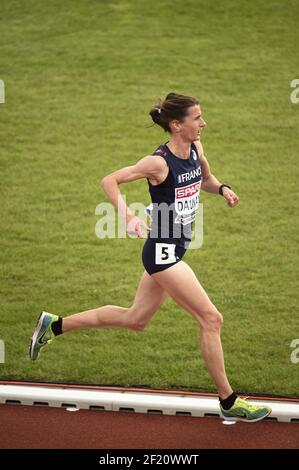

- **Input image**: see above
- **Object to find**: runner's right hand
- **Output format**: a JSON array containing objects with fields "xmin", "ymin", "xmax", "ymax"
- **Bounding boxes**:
[{"xmin": 126, "ymin": 214, "xmax": 149, "ymax": 238}]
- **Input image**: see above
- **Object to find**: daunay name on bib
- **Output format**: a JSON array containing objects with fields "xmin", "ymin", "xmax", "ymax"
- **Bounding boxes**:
[{"xmin": 175, "ymin": 180, "xmax": 201, "ymax": 226}]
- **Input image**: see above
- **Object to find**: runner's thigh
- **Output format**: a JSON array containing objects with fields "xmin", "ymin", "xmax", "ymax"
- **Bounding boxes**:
[
  {"xmin": 130, "ymin": 270, "xmax": 168, "ymax": 323},
  {"xmin": 152, "ymin": 261, "xmax": 219, "ymax": 322}
]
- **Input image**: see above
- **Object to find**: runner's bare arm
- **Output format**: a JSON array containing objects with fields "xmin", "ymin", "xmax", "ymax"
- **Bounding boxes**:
[
  {"xmin": 194, "ymin": 140, "xmax": 221, "ymax": 193},
  {"xmin": 194, "ymin": 141, "xmax": 239, "ymax": 207},
  {"xmin": 101, "ymin": 155, "xmax": 167, "ymax": 220}
]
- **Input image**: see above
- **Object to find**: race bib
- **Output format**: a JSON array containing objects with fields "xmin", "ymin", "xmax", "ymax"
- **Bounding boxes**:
[
  {"xmin": 155, "ymin": 243, "xmax": 176, "ymax": 264},
  {"xmin": 175, "ymin": 181, "xmax": 200, "ymax": 225}
]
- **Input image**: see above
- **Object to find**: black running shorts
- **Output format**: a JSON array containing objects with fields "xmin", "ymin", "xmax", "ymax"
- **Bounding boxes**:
[{"xmin": 142, "ymin": 237, "xmax": 187, "ymax": 275}]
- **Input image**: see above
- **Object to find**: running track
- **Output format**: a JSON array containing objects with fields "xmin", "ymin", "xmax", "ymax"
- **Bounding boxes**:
[{"xmin": 1, "ymin": 403, "xmax": 298, "ymax": 449}]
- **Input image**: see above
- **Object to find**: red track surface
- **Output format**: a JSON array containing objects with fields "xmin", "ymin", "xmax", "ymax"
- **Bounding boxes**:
[{"xmin": 1, "ymin": 404, "xmax": 298, "ymax": 449}]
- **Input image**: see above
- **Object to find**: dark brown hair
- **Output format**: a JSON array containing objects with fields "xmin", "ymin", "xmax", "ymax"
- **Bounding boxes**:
[{"xmin": 149, "ymin": 92, "xmax": 199, "ymax": 132}]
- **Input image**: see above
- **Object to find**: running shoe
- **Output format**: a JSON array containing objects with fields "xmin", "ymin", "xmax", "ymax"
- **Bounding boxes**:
[
  {"xmin": 220, "ymin": 397, "xmax": 272, "ymax": 422},
  {"xmin": 29, "ymin": 311, "xmax": 58, "ymax": 361}
]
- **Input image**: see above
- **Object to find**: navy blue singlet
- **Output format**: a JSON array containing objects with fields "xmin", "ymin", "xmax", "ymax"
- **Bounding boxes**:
[{"xmin": 141, "ymin": 141, "xmax": 202, "ymax": 275}]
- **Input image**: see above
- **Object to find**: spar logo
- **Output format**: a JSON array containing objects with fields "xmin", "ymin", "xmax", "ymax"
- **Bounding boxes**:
[
  {"xmin": 175, "ymin": 181, "xmax": 200, "ymax": 214},
  {"xmin": 176, "ymin": 182, "xmax": 200, "ymax": 198}
]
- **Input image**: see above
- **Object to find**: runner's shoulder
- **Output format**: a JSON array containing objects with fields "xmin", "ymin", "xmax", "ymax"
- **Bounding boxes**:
[
  {"xmin": 140, "ymin": 153, "xmax": 168, "ymax": 174},
  {"xmin": 193, "ymin": 140, "xmax": 203, "ymax": 154}
]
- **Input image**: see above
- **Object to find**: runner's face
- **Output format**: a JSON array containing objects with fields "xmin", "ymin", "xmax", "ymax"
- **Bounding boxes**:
[{"xmin": 176, "ymin": 104, "xmax": 206, "ymax": 141}]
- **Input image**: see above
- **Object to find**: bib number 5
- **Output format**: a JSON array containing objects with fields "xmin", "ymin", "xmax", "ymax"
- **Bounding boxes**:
[{"xmin": 155, "ymin": 243, "xmax": 177, "ymax": 265}]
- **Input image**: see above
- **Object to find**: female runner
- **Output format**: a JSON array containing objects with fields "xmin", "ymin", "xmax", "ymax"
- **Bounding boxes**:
[{"xmin": 29, "ymin": 92, "xmax": 271, "ymax": 422}]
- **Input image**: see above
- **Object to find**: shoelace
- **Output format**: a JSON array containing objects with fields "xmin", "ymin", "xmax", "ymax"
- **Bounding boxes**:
[{"xmin": 237, "ymin": 397, "xmax": 264, "ymax": 412}]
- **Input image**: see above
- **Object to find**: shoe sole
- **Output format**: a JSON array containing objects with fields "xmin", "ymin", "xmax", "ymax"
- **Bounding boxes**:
[
  {"xmin": 29, "ymin": 311, "xmax": 48, "ymax": 361},
  {"xmin": 221, "ymin": 409, "xmax": 272, "ymax": 423}
]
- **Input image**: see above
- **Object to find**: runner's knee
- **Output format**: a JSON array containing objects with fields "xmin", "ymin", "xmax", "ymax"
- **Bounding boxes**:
[
  {"xmin": 127, "ymin": 319, "xmax": 147, "ymax": 331},
  {"xmin": 128, "ymin": 319, "xmax": 147, "ymax": 331},
  {"xmin": 200, "ymin": 308, "xmax": 223, "ymax": 331},
  {"xmin": 124, "ymin": 308, "xmax": 148, "ymax": 332}
]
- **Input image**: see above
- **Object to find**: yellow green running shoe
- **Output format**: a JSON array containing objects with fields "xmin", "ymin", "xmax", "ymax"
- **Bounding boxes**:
[
  {"xmin": 220, "ymin": 397, "xmax": 272, "ymax": 422},
  {"xmin": 29, "ymin": 311, "xmax": 59, "ymax": 361}
]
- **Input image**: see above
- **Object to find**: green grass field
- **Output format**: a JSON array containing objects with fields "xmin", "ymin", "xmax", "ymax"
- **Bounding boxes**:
[{"xmin": 1, "ymin": 0, "xmax": 298, "ymax": 397}]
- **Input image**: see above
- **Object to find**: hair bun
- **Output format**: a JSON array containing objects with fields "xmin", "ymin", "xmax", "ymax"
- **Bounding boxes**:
[{"xmin": 149, "ymin": 107, "xmax": 161, "ymax": 124}]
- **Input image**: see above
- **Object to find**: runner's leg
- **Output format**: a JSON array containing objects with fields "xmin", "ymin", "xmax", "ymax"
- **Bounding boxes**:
[
  {"xmin": 62, "ymin": 271, "xmax": 167, "ymax": 333},
  {"xmin": 152, "ymin": 261, "xmax": 233, "ymax": 400}
]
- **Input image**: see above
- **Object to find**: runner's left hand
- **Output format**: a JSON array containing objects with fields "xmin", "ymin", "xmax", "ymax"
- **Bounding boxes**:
[{"xmin": 222, "ymin": 188, "xmax": 239, "ymax": 208}]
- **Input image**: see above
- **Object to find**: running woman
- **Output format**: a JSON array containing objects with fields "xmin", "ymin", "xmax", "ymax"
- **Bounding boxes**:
[{"xmin": 29, "ymin": 93, "xmax": 272, "ymax": 422}]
